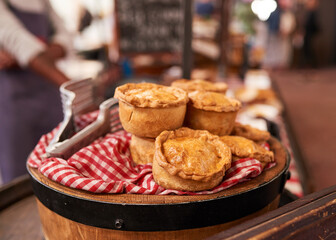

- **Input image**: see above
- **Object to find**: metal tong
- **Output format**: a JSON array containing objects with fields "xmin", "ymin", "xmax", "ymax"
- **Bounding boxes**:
[{"xmin": 46, "ymin": 78, "xmax": 121, "ymax": 159}]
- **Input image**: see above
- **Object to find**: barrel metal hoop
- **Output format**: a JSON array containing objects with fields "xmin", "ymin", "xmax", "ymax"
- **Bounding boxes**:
[{"xmin": 29, "ymin": 165, "xmax": 288, "ymax": 232}]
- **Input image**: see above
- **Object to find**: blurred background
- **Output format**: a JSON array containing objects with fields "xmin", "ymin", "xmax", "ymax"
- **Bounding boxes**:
[
  {"xmin": 47, "ymin": 0, "xmax": 335, "ymax": 79},
  {"xmin": 1, "ymin": 0, "xmax": 333, "ymax": 85},
  {"xmin": 0, "ymin": 0, "xmax": 335, "ymax": 196}
]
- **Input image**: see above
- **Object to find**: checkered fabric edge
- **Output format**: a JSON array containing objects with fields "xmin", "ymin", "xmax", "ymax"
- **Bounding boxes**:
[{"xmin": 27, "ymin": 110, "xmax": 275, "ymax": 195}]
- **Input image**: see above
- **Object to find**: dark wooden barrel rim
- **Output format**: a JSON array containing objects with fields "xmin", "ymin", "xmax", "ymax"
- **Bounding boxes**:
[{"xmin": 27, "ymin": 137, "xmax": 290, "ymax": 231}]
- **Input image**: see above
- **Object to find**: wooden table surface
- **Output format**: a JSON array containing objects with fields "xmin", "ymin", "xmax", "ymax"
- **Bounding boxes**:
[
  {"xmin": 270, "ymin": 68, "xmax": 336, "ymax": 192},
  {"xmin": 0, "ymin": 195, "xmax": 43, "ymax": 240}
]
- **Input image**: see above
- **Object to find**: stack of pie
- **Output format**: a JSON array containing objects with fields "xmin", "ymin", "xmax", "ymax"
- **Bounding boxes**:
[
  {"xmin": 114, "ymin": 80, "xmax": 275, "ymax": 192},
  {"xmin": 114, "ymin": 82, "xmax": 188, "ymax": 165}
]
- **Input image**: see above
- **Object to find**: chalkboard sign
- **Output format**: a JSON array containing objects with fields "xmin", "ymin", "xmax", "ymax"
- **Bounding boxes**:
[{"xmin": 116, "ymin": 0, "xmax": 183, "ymax": 53}]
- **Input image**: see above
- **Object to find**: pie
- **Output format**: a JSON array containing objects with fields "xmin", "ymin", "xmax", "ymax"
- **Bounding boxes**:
[
  {"xmin": 114, "ymin": 82, "xmax": 188, "ymax": 138},
  {"xmin": 171, "ymin": 79, "xmax": 228, "ymax": 94},
  {"xmin": 153, "ymin": 127, "xmax": 232, "ymax": 191},
  {"xmin": 234, "ymin": 88, "xmax": 276, "ymax": 103},
  {"xmin": 184, "ymin": 91, "xmax": 241, "ymax": 136},
  {"xmin": 234, "ymin": 87, "xmax": 283, "ymax": 112},
  {"xmin": 220, "ymin": 136, "xmax": 274, "ymax": 165},
  {"xmin": 130, "ymin": 135, "xmax": 155, "ymax": 165},
  {"xmin": 231, "ymin": 122, "xmax": 270, "ymax": 143}
]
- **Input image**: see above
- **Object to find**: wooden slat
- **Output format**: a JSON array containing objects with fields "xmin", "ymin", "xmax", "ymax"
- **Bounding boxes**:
[
  {"xmin": 271, "ymin": 75, "xmax": 314, "ymax": 194},
  {"xmin": 0, "ymin": 174, "xmax": 33, "ymax": 211},
  {"xmin": 207, "ymin": 184, "xmax": 336, "ymax": 240}
]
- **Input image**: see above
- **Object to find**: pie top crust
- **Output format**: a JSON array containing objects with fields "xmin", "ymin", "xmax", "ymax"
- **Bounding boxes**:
[
  {"xmin": 188, "ymin": 91, "xmax": 241, "ymax": 112},
  {"xmin": 114, "ymin": 82, "xmax": 188, "ymax": 108},
  {"xmin": 220, "ymin": 136, "xmax": 274, "ymax": 163},
  {"xmin": 234, "ymin": 88, "xmax": 277, "ymax": 103},
  {"xmin": 171, "ymin": 79, "xmax": 228, "ymax": 93},
  {"xmin": 231, "ymin": 122, "xmax": 271, "ymax": 142},
  {"xmin": 155, "ymin": 127, "xmax": 232, "ymax": 182}
]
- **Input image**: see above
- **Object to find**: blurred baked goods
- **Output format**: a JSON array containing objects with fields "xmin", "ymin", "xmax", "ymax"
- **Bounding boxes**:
[
  {"xmin": 231, "ymin": 122, "xmax": 270, "ymax": 143},
  {"xmin": 234, "ymin": 88, "xmax": 283, "ymax": 112},
  {"xmin": 184, "ymin": 91, "xmax": 241, "ymax": 136},
  {"xmin": 171, "ymin": 79, "xmax": 228, "ymax": 94},
  {"xmin": 130, "ymin": 135, "xmax": 155, "ymax": 165},
  {"xmin": 244, "ymin": 70, "xmax": 271, "ymax": 89},
  {"xmin": 114, "ymin": 82, "xmax": 188, "ymax": 138},
  {"xmin": 153, "ymin": 128, "xmax": 231, "ymax": 191},
  {"xmin": 220, "ymin": 136, "xmax": 274, "ymax": 166}
]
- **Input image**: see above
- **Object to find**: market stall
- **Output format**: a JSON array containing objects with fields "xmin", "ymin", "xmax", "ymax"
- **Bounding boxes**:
[{"xmin": 1, "ymin": 0, "xmax": 335, "ymax": 239}]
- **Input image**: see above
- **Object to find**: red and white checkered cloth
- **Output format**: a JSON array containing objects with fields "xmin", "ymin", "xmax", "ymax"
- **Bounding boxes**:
[{"xmin": 27, "ymin": 110, "xmax": 275, "ymax": 195}]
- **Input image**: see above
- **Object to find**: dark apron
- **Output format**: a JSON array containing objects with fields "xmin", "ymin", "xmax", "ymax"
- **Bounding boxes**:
[{"xmin": 0, "ymin": 3, "xmax": 63, "ymax": 184}]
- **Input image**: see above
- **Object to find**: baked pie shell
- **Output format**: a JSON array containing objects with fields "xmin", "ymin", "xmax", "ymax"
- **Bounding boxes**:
[
  {"xmin": 171, "ymin": 79, "xmax": 228, "ymax": 94},
  {"xmin": 153, "ymin": 128, "xmax": 231, "ymax": 191},
  {"xmin": 188, "ymin": 91, "xmax": 241, "ymax": 112},
  {"xmin": 184, "ymin": 104, "xmax": 238, "ymax": 136},
  {"xmin": 114, "ymin": 83, "xmax": 188, "ymax": 108},
  {"xmin": 152, "ymin": 159, "xmax": 224, "ymax": 192},
  {"xmin": 130, "ymin": 135, "xmax": 155, "ymax": 165},
  {"xmin": 184, "ymin": 91, "xmax": 241, "ymax": 136},
  {"xmin": 231, "ymin": 122, "xmax": 271, "ymax": 143},
  {"xmin": 220, "ymin": 136, "xmax": 274, "ymax": 163},
  {"xmin": 115, "ymin": 83, "xmax": 188, "ymax": 138},
  {"xmin": 119, "ymin": 100, "xmax": 187, "ymax": 138}
]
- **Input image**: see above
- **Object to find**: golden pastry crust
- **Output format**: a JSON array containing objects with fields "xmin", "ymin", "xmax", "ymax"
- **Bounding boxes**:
[
  {"xmin": 188, "ymin": 91, "xmax": 241, "ymax": 112},
  {"xmin": 130, "ymin": 135, "xmax": 155, "ymax": 165},
  {"xmin": 185, "ymin": 105, "xmax": 238, "ymax": 136},
  {"xmin": 114, "ymin": 82, "xmax": 188, "ymax": 108},
  {"xmin": 220, "ymin": 136, "xmax": 274, "ymax": 163},
  {"xmin": 118, "ymin": 101, "xmax": 187, "ymax": 138},
  {"xmin": 153, "ymin": 128, "xmax": 231, "ymax": 191},
  {"xmin": 184, "ymin": 91, "xmax": 241, "ymax": 136},
  {"xmin": 231, "ymin": 122, "xmax": 270, "ymax": 142},
  {"xmin": 171, "ymin": 79, "xmax": 228, "ymax": 94},
  {"xmin": 152, "ymin": 159, "xmax": 224, "ymax": 192},
  {"xmin": 114, "ymin": 82, "xmax": 189, "ymax": 138}
]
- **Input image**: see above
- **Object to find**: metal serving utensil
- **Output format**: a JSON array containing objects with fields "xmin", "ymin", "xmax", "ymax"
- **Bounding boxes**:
[{"xmin": 46, "ymin": 78, "xmax": 122, "ymax": 159}]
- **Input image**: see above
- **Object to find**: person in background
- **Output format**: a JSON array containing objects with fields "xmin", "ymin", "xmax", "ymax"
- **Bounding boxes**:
[
  {"xmin": 195, "ymin": 0, "xmax": 215, "ymax": 19},
  {"xmin": 263, "ymin": 0, "xmax": 296, "ymax": 69},
  {"xmin": 0, "ymin": 0, "xmax": 72, "ymax": 184},
  {"xmin": 302, "ymin": 0, "xmax": 319, "ymax": 68}
]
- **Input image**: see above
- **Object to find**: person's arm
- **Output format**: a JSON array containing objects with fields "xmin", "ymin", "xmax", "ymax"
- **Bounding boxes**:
[
  {"xmin": 28, "ymin": 51, "xmax": 69, "ymax": 86},
  {"xmin": 44, "ymin": 42, "xmax": 67, "ymax": 61},
  {"xmin": 0, "ymin": 1, "xmax": 69, "ymax": 86},
  {"xmin": 0, "ymin": 49, "xmax": 17, "ymax": 70},
  {"xmin": 0, "ymin": 44, "xmax": 69, "ymax": 86},
  {"xmin": 0, "ymin": 0, "xmax": 46, "ymax": 67}
]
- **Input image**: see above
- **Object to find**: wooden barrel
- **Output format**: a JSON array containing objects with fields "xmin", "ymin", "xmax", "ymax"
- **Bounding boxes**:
[{"xmin": 27, "ymin": 137, "xmax": 290, "ymax": 240}]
